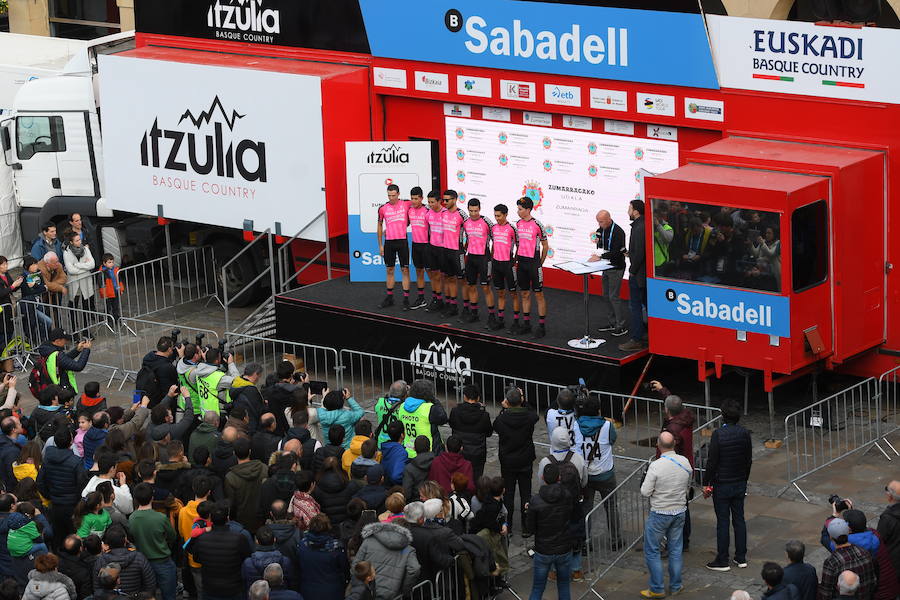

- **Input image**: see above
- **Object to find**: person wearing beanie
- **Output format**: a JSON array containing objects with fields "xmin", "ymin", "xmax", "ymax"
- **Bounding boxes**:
[
  {"xmin": 819, "ymin": 518, "xmax": 877, "ymax": 600},
  {"xmin": 353, "ymin": 465, "xmax": 388, "ymax": 513}
]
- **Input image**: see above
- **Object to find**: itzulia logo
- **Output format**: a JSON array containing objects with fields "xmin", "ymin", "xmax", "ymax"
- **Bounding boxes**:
[
  {"xmin": 139, "ymin": 96, "xmax": 267, "ymax": 182},
  {"xmin": 207, "ymin": 0, "xmax": 280, "ymax": 34},
  {"xmin": 666, "ymin": 289, "xmax": 775, "ymax": 328},
  {"xmin": 367, "ymin": 143, "xmax": 410, "ymax": 164},
  {"xmin": 410, "ymin": 336, "xmax": 472, "ymax": 377}
]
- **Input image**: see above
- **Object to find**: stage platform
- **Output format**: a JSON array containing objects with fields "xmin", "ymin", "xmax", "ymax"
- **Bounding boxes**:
[{"xmin": 274, "ymin": 276, "xmax": 648, "ymax": 388}]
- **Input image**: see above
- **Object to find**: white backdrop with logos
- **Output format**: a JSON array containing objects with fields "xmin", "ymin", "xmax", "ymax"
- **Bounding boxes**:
[{"xmin": 444, "ymin": 116, "xmax": 678, "ymax": 269}]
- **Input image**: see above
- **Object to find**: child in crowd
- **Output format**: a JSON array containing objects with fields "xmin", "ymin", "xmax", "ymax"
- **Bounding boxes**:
[
  {"xmin": 347, "ymin": 561, "xmax": 377, "ymax": 600},
  {"xmin": 291, "ymin": 471, "xmax": 320, "ymax": 531},
  {"xmin": 75, "ymin": 490, "xmax": 112, "ymax": 538},
  {"xmin": 7, "ymin": 502, "xmax": 48, "ymax": 558},
  {"xmin": 75, "ymin": 380, "xmax": 107, "ymax": 420},
  {"xmin": 99, "ymin": 253, "xmax": 123, "ymax": 327},
  {"xmin": 73, "ymin": 414, "xmax": 90, "ymax": 459}
]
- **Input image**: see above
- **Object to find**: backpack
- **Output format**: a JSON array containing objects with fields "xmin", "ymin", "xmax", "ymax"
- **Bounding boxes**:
[
  {"xmin": 134, "ymin": 364, "xmax": 163, "ymax": 407},
  {"xmin": 548, "ymin": 451, "xmax": 582, "ymax": 488},
  {"xmin": 28, "ymin": 352, "xmax": 55, "ymax": 400}
]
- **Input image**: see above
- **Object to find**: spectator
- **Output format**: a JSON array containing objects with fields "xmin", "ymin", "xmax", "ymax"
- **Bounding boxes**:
[
  {"xmin": 704, "ymin": 398, "xmax": 752, "ymax": 572},
  {"xmin": 75, "ymin": 381, "xmax": 106, "ymax": 420},
  {"xmin": 640, "ymin": 432, "xmax": 691, "ymax": 599},
  {"xmin": 241, "ymin": 525, "xmax": 295, "ymax": 595},
  {"xmin": 31, "ymin": 223, "xmax": 62, "ymax": 262},
  {"xmin": 346, "ymin": 561, "xmax": 377, "ymax": 600},
  {"xmin": 577, "ymin": 394, "xmax": 621, "ymax": 548},
  {"xmin": 148, "ymin": 391, "xmax": 196, "ymax": 444},
  {"xmin": 379, "ymin": 422, "xmax": 409, "ymax": 487},
  {"xmin": 619, "ymin": 199, "xmax": 648, "ymax": 352},
  {"xmin": 211, "ymin": 426, "xmax": 239, "ymax": 480},
  {"xmin": 819, "ymin": 518, "xmax": 877, "ymax": 600},
  {"xmin": 0, "ymin": 492, "xmax": 17, "ymax": 578},
  {"xmin": 353, "ymin": 465, "xmax": 388, "ymax": 513},
  {"xmin": 525, "ymin": 464, "xmax": 574, "ymax": 600},
  {"xmin": 178, "ymin": 476, "xmax": 212, "ymax": 597},
  {"xmin": 92, "ymin": 525, "xmax": 156, "ymax": 596},
  {"xmin": 545, "ymin": 388, "xmax": 583, "ymax": 453},
  {"xmin": 492, "ymin": 387, "xmax": 539, "ymax": 537},
  {"xmin": 313, "ymin": 457, "xmax": 358, "ymax": 527},
  {"xmin": 29, "ymin": 385, "xmax": 71, "ymax": 443},
  {"xmin": 80, "ymin": 411, "xmax": 110, "ymax": 470},
  {"xmin": 62, "ymin": 231, "xmax": 95, "ymax": 319},
  {"xmin": 448, "ymin": 384, "xmax": 493, "ymax": 480},
  {"xmin": 343, "ymin": 420, "xmax": 377, "ymax": 474},
  {"xmin": 313, "ymin": 425, "xmax": 347, "ymax": 474},
  {"xmin": 91, "ymin": 562, "xmax": 130, "ymax": 600},
  {"xmin": 249, "ymin": 580, "xmax": 270, "ymax": 600},
  {"xmin": 23, "ymin": 553, "xmax": 76, "ymax": 600},
  {"xmin": 537, "ymin": 427, "xmax": 587, "ymax": 490},
  {"xmin": 251, "ymin": 413, "xmax": 283, "ymax": 462},
  {"xmin": 230, "ymin": 363, "xmax": 268, "ymax": 435},
  {"xmin": 98, "ymin": 254, "xmax": 123, "ymax": 328},
  {"xmin": 838, "ymin": 571, "xmax": 861, "ymax": 600},
  {"xmin": 261, "ymin": 361, "xmax": 300, "ymax": 436},
  {"xmin": 783, "ymin": 540, "xmax": 818, "ymax": 600},
  {"xmin": 155, "ymin": 441, "xmax": 192, "ymax": 500},
  {"xmin": 428, "ymin": 435, "xmax": 474, "ymax": 495},
  {"xmin": 56, "ymin": 536, "xmax": 93, "ymax": 600},
  {"xmin": 350, "ymin": 439, "xmax": 380, "ymax": 485},
  {"xmin": 290, "ymin": 471, "xmax": 321, "ymax": 531},
  {"xmin": 284, "ymin": 409, "xmax": 320, "ymax": 472},
  {"xmin": 8, "ymin": 502, "xmax": 49, "ymax": 558},
  {"xmin": 402, "ymin": 436, "xmax": 434, "ymax": 502},
  {"xmin": 471, "ymin": 476, "xmax": 509, "ymax": 578},
  {"xmin": 317, "ymin": 389, "xmax": 364, "ymax": 450},
  {"xmin": 877, "ymin": 481, "xmax": 900, "ymax": 581},
  {"xmin": 37, "ymin": 329, "xmax": 91, "ymax": 395},
  {"xmin": 373, "ymin": 380, "xmax": 408, "ymax": 449},
  {"xmin": 296, "ymin": 513, "xmax": 350, "ymax": 600},
  {"xmin": 352, "ymin": 519, "xmax": 420, "ymax": 600},
  {"xmin": 259, "ymin": 453, "xmax": 299, "ymax": 515},
  {"xmin": 179, "ymin": 446, "xmax": 224, "ymax": 503},
  {"xmin": 404, "ymin": 500, "xmax": 461, "ymax": 584},
  {"xmin": 224, "ymin": 437, "xmax": 267, "ymax": 533},
  {"xmin": 38, "ymin": 428, "xmax": 86, "ymax": 549},
  {"xmin": 761, "ymin": 561, "xmax": 800, "ymax": 600},
  {"xmin": 189, "ymin": 411, "xmax": 220, "ymax": 463},
  {"xmin": 191, "ymin": 503, "xmax": 252, "ymax": 600},
  {"xmin": 128, "ymin": 483, "xmax": 177, "ymax": 600},
  {"xmin": 73, "ymin": 492, "xmax": 110, "ymax": 539},
  {"xmin": 0, "ymin": 416, "xmax": 20, "ymax": 492},
  {"xmin": 263, "ymin": 562, "xmax": 302, "ymax": 600},
  {"xmin": 396, "ymin": 380, "xmax": 448, "ymax": 456},
  {"xmin": 447, "ymin": 473, "xmax": 474, "ymax": 536}
]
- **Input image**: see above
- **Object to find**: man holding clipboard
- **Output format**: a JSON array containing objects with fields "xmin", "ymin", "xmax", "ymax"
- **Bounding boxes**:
[{"xmin": 589, "ymin": 210, "xmax": 628, "ymax": 338}]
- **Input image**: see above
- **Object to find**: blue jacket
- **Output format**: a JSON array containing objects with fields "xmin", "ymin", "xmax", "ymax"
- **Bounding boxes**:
[
  {"xmin": 36, "ymin": 445, "xmax": 86, "ymax": 506},
  {"xmin": 296, "ymin": 532, "xmax": 349, "ymax": 600},
  {"xmin": 241, "ymin": 547, "xmax": 295, "ymax": 593},
  {"xmin": 82, "ymin": 427, "xmax": 108, "ymax": 469},
  {"xmin": 0, "ymin": 435, "xmax": 20, "ymax": 492},
  {"xmin": 380, "ymin": 442, "xmax": 409, "ymax": 486},
  {"xmin": 317, "ymin": 398, "xmax": 365, "ymax": 449},
  {"xmin": 30, "ymin": 237, "xmax": 62, "ymax": 262},
  {"xmin": 820, "ymin": 519, "xmax": 881, "ymax": 554}
]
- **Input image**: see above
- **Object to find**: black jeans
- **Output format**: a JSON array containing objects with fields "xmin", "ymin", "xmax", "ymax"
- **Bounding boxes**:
[
  {"xmin": 584, "ymin": 475, "xmax": 622, "ymax": 545},
  {"xmin": 467, "ymin": 454, "xmax": 486, "ymax": 482},
  {"xmin": 50, "ymin": 503, "xmax": 75, "ymax": 550},
  {"xmin": 502, "ymin": 467, "xmax": 532, "ymax": 532},
  {"xmin": 713, "ymin": 481, "xmax": 747, "ymax": 563}
]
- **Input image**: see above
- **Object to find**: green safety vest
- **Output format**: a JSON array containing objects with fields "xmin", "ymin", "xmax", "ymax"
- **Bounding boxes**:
[
  {"xmin": 374, "ymin": 397, "xmax": 402, "ymax": 448},
  {"xmin": 46, "ymin": 351, "xmax": 78, "ymax": 393},
  {"xmin": 654, "ymin": 223, "xmax": 673, "ymax": 267},
  {"xmin": 197, "ymin": 370, "xmax": 230, "ymax": 415},
  {"xmin": 179, "ymin": 368, "xmax": 201, "ymax": 415},
  {"xmin": 398, "ymin": 401, "xmax": 433, "ymax": 458}
]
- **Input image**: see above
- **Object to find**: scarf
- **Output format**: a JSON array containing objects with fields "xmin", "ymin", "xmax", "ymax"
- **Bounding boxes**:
[{"xmin": 69, "ymin": 244, "xmax": 86, "ymax": 260}]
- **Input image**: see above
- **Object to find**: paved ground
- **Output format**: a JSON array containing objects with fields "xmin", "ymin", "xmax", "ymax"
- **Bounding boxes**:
[{"xmin": 15, "ymin": 299, "xmax": 897, "ymax": 600}]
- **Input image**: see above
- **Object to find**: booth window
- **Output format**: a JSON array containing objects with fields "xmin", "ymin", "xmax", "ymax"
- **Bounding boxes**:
[
  {"xmin": 651, "ymin": 199, "xmax": 781, "ymax": 293},
  {"xmin": 791, "ymin": 200, "xmax": 829, "ymax": 292},
  {"xmin": 16, "ymin": 116, "xmax": 66, "ymax": 161}
]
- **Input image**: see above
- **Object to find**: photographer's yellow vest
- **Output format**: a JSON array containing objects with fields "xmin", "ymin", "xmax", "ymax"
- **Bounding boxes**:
[
  {"xmin": 46, "ymin": 351, "xmax": 78, "ymax": 393},
  {"xmin": 197, "ymin": 370, "xmax": 230, "ymax": 414},
  {"xmin": 398, "ymin": 402, "xmax": 432, "ymax": 458}
]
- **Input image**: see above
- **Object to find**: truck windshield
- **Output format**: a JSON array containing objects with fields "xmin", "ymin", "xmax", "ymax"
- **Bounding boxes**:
[{"xmin": 651, "ymin": 199, "xmax": 782, "ymax": 293}]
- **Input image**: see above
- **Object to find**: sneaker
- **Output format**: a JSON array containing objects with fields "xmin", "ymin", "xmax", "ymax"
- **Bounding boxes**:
[
  {"xmin": 463, "ymin": 311, "xmax": 479, "ymax": 324},
  {"xmin": 508, "ymin": 321, "xmax": 522, "ymax": 335},
  {"xmin": 521, "ymin": 528, "xmax": 533, "ymax": 539},
  {"xmin": 611, "ymin": 327, "xmax": 629, "ymax": 337},
  {"xmin": 410, "ymin": 296, "xmax": 428, "ymax": 310},
  {"xmin": 597, "ymin": 324, "xmax": 616, "ymax": 332},
  {"xmin": 733, "ymin": 559, "xmax": 748, "ymax": 569},
  {"xmin": 444, "ymin": 305, "xmax": 458, "ymax": 318},
  {"xmin": 425, "ymin": 298, "xmax": 442, "ymax": 312},
  {"xmin": 489, "ymin": 316, "xmax": 505, "ymax": 331},
  {"xmin": 518, "ymin": 323, "xmax": 532, "ymax": 336},
  {"xmin": 379, "ymin": 296, "xmax": 394, "ymax": 308},
  {"xmin": 533, "ymin": 324, "xmax": 546, "ymax": 339},
  {"xmin": 669, "ymin": 587, "xmax": 684, "ymax": 596},
  {"xmin": 706, "ymin": 561, "xmax": 731, "ymax": 572},
  {"xmin": 402, "ymin": 297, "xmax": 411, "ymax": 310},
  {"xmin": 618, "ymin": 339, "xmax": 647, "ymax": 352},
  {"xmin": 571, "ymin": 570, "xmax": 584, "ymax": 583},
  {"xmin": 640, "ymin": 590, "xmax": 666, "ymax": 599}
]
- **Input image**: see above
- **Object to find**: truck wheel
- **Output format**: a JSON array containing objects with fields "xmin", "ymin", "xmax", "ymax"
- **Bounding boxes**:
[{"xmin": 212, "ymin": 240, "xmax": 262, "ymax": 308}]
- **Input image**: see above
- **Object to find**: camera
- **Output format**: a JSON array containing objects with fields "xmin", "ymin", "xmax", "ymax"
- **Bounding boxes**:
[
  {"xmin": 195, "ymin": 333, "xmax": 206, "ymax": 347},
  {"xmin": 828, "ymin": 494, "xmax": 850, "ymax": 513},
  {"xmin": 569, "ymin": 377, "xmax": 590, "ymax": 410},
  {"xmin": 218, "ymin": 339, "xmax": 231, "ymax": 361}
]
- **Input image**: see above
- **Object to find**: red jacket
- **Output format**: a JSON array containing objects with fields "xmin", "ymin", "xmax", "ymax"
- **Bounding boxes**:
[
  {"xmin": 428, "ymin": 451, "xmax": 475, "ymax": 495},
  {"xmin": 655, "ymin": 409, "xmax": 696, "ymax": 468}
]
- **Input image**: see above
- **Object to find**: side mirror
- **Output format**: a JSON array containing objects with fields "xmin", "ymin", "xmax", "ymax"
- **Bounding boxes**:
[{"xmin": 0, "ymin": 120, "xmax": 17, "ymax": 168}]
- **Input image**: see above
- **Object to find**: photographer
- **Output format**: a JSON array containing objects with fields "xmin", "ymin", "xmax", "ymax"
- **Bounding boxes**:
[
  {"xmin": 37, "ymin": 328, "xmax": 91, "ymax": 395},
  {"xmin": 188, "ymin": 347, "xmax": 240, "ymax": 416},
  {"xmin": 492, "ymin": 386, "xmax": 539, "ymax": 537},
  {"xmin": 140, "ymin": 336, "xmax": 179, "ymax": 408},
  {"xmin": 230, "ymin": 363, "xmax": 268, "ymax": 435},
  {"xmin": 176, "ymin": 343, "xmax": 202, "ymax": 418}
]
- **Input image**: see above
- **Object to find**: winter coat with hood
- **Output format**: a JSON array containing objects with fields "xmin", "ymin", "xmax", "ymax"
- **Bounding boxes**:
[
  {"xmin": 878, "ymin": 502, "xmax": 900, "ymax": 581},
  {"xmin": 408, "ymin": 520, "xmax": 464, "ymax": 583},
  {"xmin": 537, "ymin": 428, "xmax": 588, "ymax": 488},
  {"xmin": 449, "ymin": 402, "xmax": 493, "ymax": 464},
  {"xmin": 353, "ymin": 484, "xmax": 388, "ymax": 513},
  {"xmin": 402, "ymin": 451, "xmax": 434, "ymax": 501},
  {"xmin": 343, "ymin": 435, "xmax": 381, "ymax": 474},
  {"xmin": 251, "ymin": 428, "xmax": 282, "ymax": 463},
  {"xmin": 241, "ymin": 546, "xmax": 296, "ymax": 594},
  {"xmin": 188, "ymin": 422, "xmax": 219, "ymax": 464},
  {"xmin": 655, "ymin": 408, "xmax": 696, "ymax": 467},
  {"xmin": 22, "ymin": 569, "xmax": 76, "ymax": 600},
  {"xmin": 139, "ymin": 351, "xmax": 178, "ymax": 404},
  {"xmin": 428, "ymin": 451, "xmax": 475, "ymax": 495},
  {"xmin": 0, "ymin": 434, "xmax": 19, "ymax": 492},
  {"xmin": 258, "ymin": 469, "xmax": 297, "ymax": 519},
  {"xmin": 154, "ymin": 461, "xmax": 192, "ymax": 500},
  {"xmin": 224, "ymin": 459, "xmax": 267, "ymax": 532},
  {"xmin": 80, "ymin": 427, "xmax": 107, "ymax": 469},
  {"xmin": 190, "ymin": 523, "xmax": 252, "ymax": 597},
  {"xmin": 379, "ymin": 441, "xmax": 408, "ymax": 486},
  {"xmin": 29, "ymin": 404, "xmax": 66, "ymax": 442},
  {"xmin": 284, "ymin": 426, "xmax": 320, "ymax": 471},
  {"xmin": 75, "ymin": 394, "xmax": 106, "ymax": 420},
  {"xmin": 353, "ymin": 521, "xmax": 420, "ymax": 600},
  {"xmin": 296, "ymin": 531, "xmax": 350, "ymax": 600},
  {"xmin": 312, "ymin": 444, "xmax": 344, "ymax": 475},
  {"xmin": 492, "ymin": 406, "xmax": 539, "ymax": 472},
  {"xmin": 37, "ymin": 445, "xmax": 86, "ymax": 506},
  {"xmin": 210, "ymin": 440, "xmax": 237, "ymax": 479},
  {"xmin": 312, "ymin": 471, "xmax": 359, "ymax": 526},
  {"xmin": 63, "ymin": 244, "xmax": 95, "ymax": 299},
  {"xmin": 263, "ymin": 381, "xmax": 299, "ymax": 436},
  {"xmin": 317, "ymin": 398, "xmax": 365, "ymax": 450},
  {"xmin": 57, "ymin": 549, "xmax": 94, "ymax": 599},
  {"xmin": 526, "ymin": 483, "xmax": 574, "ymax": 556},
  {"xmin": 92, "ymin": 548, "xmax": 156, "ymax": 596},
  {"xmin": 230, "ymin": 378, "xmax": 268, "ymax": 435}
]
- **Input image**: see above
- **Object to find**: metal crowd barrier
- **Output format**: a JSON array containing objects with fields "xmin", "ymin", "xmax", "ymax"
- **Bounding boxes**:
[
  {"xmin": 782, "ymin": 374, "xmax": 897, "ymax": 501},
  {"xmin": 116, "ymin": 318, "xmax": 220, "ymax": 387},
  {"xmin": 224, "ymin": 331, "xmax": 341, "ymax": 386},
  {"xmin": 392, "ymin": 579, "xmax": 434, "ymax": 600}
]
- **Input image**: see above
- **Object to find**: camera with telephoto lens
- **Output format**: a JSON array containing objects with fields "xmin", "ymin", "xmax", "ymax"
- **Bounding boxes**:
[
  {"xmin": 570, "ymin": 377, "xmax": 590, "ymax": 410},
  {"xmin": 194, "ymin": 333, "xmax": 206, "ymax": 348},
  {"xmin": 218, "ymin": 339, "xmax": 231, "ymax": 361},
  {"xmin": 170, "ymin": 328, "xmax": 188, "ymax": 348},
  {"xmin": 828, "ymin": 494, "xmax": 850, "ymax": 513}
]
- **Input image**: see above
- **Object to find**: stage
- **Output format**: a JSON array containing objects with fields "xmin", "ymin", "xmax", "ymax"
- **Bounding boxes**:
[{"xmin": 274, "ymin": 276, "xmax": 648, "ymax": 389}]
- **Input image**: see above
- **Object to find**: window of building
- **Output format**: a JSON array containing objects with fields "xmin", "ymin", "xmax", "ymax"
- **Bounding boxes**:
[
  {"xmin": 16, "ymin": 116, "xmax": 66, "ymax": 160},
  {"xmin": 791, "ymin": 200, "xmax": 829, "ymax": 292},
  {"xmin": 651, "ymin": 198, "xmax": 782, "ymax": 293},
  {"xmin": 49, "ymin": 0, "xmax": 120, "ymax": 39}
]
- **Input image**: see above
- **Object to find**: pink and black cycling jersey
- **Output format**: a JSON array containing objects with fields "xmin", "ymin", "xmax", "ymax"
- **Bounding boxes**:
[
  {"xmin": 378, "ymin": 200, "xmax": 410, "ymax": 241},
  {"xmin": 463, "ymin": 217, "xmax": 493, "ymax": 256},
  {"xmin": 491, "ymin": 222, "xmax": 517, "ymax": 262},
  {"xmin": 516, "ymin": 218, "xmax": 547, "ymax": 259},
  {"xmin": 408, "ymin": 205, "xmax": 430, "ymax": 244},
  {"xmin": 426, "ymin": 208, "xmax": 446, "ymax": 246},
  {"xmin": 442, "ymin": 207, "xmax": 468, "ymax": 250}
]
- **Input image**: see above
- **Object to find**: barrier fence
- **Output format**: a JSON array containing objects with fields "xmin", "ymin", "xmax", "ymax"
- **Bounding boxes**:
[
  {"xmin": 224, "ymin": 331, "xmax": 341, "ymax": 386},
  {"xmin": 783, "ymin": 373, "xmax": 899, "ymax": 501}
]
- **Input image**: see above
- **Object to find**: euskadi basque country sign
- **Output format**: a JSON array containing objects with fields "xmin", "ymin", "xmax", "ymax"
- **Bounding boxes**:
[
  {"xmin": 648, "ymin": 278, "xmax": 790, "ymax": 338},
  {"xmin": 358, "ymin": 0, "xmax": 719, "ymax": 89},
  {"xmin": 707, "ymin": 15, "xmax": 900, "ymax": 104}
]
